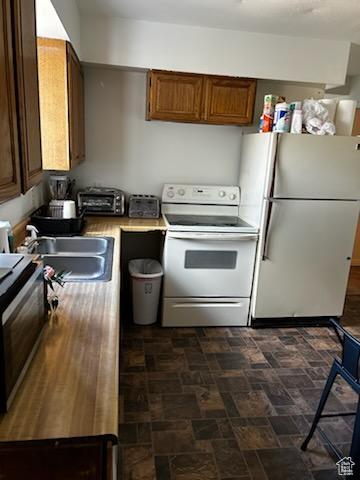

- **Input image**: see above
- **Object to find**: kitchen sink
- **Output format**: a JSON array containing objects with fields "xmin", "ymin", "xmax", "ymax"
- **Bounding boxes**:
[
  {"xmin": 36, "ymin": 236, "xmax": 114, "ymax": 282},
  {"xmin": 35, "ymin": 236, "xmax": 109, "ymax": 255},
  {"xmin": 43, "ymin": 255, "xmax": 107, "ymax": 281}
]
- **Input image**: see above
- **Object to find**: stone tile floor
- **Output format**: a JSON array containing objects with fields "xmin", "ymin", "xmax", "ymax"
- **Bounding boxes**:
[{"xmin": 119, "ymin": 295, "xmax": 360, "ymax": 480}]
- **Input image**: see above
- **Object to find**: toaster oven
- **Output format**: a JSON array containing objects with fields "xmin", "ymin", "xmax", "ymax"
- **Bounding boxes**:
[{"xmin": 77, "ymin": 187, "xmax": 125, "ymax": 216}]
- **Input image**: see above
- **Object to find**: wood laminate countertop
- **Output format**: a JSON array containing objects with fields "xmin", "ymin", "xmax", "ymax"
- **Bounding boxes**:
[
  {"xmin": 86, "ymin": 216, "xmax": 167, "ymax": 232},
  {"xmin": 0, "ymin": 217, "xmax": 167, "ymax": 443}
]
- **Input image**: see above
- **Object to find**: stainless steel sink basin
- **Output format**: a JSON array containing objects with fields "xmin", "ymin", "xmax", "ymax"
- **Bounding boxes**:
[
  {"xmin": 37, "ymin": 236, "xmax": 114, "ymax": 282},
  {"xmin": 35, "ymin": 236, "xmax": 109, "ymax": 255},
  {"xmin": 43, "ymin": 255, "xmax": 107, "ymax": 281}
]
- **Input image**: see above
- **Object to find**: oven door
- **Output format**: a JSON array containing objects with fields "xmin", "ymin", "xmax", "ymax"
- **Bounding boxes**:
[
  {"xmin": 2, "ymin": 264, "xmax": 46, "ymax": 410},
  {"xmin": 163, "ymin": 232, "xmax": 257, "ymax": 298}
]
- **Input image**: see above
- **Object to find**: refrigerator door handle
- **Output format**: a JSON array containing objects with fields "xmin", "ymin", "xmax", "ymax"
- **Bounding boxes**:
[
  {"xmin": 262, "ymin": 199, "xmax": 275, "ymax": 261},
  {"xmin": 267, "ymin": 133, "xmax": 281, "ymax": 198}
]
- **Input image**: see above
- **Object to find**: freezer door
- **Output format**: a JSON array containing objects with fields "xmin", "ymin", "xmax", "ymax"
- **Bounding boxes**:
[
  {"xmin": 239, "ymin": 132, "xmax": 276, "ymax": 228},
  {"xmin": 273, "ymin": 134, "xmax": 360, "ymax": 199},
  {"xmin": 252, "ymin": 199, "xmax": 359, "ymax": 319}
]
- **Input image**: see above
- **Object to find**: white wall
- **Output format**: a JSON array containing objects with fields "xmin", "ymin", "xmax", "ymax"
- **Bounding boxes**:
[
  {"xmin": 71, "ymin": 68, "xmax": 242, "ymax": 195},
  {"xmin": 253, "ymin": 80, "xmax": 324, "ymax": 126},
  {"xmin": 325, "ymin": 75, "xmax": 360, "ymax": 106},
  {"xmin": 0, "ymin": 184, "xmax": 44, "ymax": 229},
  {"xmin": 71, "ymin": 67, "xmax": 326, "ymax": 196},
  {"xmin": 80, "ymin": 16, "xmax": 350, "ymax": 85},
  {"xmin": 36, "ymin": 0, "xmax": 69, "ymax": 41},
  {"xmin": 50, "ymin": 0, "xmax": 81, "ymax": 57},
  {"xmin": 348, "ymin": 76, "xmax": 360, "ymax": 102},
  {"xmin": 347, "ymin": 44, "xmax": 360, "ymax": 76}
]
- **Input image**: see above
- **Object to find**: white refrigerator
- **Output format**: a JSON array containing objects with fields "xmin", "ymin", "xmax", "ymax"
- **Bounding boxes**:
[{"xmin": 239, "ymin": 132, "xmax": 360, "ymax": 323}]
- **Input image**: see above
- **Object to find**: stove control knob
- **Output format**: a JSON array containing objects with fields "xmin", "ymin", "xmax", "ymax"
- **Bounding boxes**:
[
  {"xmin": 219, "ymin": 190, "xmax": 226, "ymax": 198},
  {"xmin": 178, "ymin": 188, "xmax": 185, "ymax": 196},
  {"xmin": 229, "ymin": 193, "xmax": 236, "ymax": 200},
  {"xmin": 167, "ymin": 190, "xmax": 175, "ymax": 198}
]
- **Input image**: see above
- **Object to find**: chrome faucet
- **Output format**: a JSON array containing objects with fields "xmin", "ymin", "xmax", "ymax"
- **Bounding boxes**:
[
  {"xmin": 24, "ymin": 226, "xmax": 56, "ymax": 254},
  {"xmin": 26, "ymin": 224, "xmax": 39, "ymax": 240},
  {"xmin": 25, "ymin": 236, "xmax": 57, "ymax": 254}
]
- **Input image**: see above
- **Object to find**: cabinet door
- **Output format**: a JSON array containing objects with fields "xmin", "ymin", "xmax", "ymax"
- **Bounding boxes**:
[
  {"xmin": 352, "ymin": 217, "xmax": 360, "ymax": 266},
  {"xmin": 37, "ymin": 37, "xmax": 69, "ymax": 171},
  {"xmin": 67, "ymin": 42, "xmax": 80, "ymax": 168},
  {"xmin": 147, "ymin": 70, "xmax": 204, "ymax": 123},
  {"xmin": 13, "ymin": 0, "xmax": 42, "ymax": 192},
  {"xmin": 0, "ymin": 440, "xmax": 108, "ymax": 479},
  {"xmin": 352, "ymin": 108, "xmax": 360, "ymax": 136},
  {"xmin": 78, "ymin": 66, "xmax": 85, "ymax": 162},
  {"xmin": 351, "ymin": 109, "xmax": 360, "ymax": 266},
  {"xmin": 203, "ymin": 76, "xmax": 256, "ymax": 125},
  {"xmin": 0, "ymin": 0, "xmax": 21, "ymax": 204}
]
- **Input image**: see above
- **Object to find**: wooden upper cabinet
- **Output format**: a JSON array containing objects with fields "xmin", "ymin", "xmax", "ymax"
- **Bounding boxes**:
[
  {"xmin": 146, "ymin": 70, "xmax": 256, "ymax": 126},
  {"xmin": 352, "ymin": 108, "xmax": 360, "ymax": 136},
  {"xmin": 203, "ymin": 76, "xmax": 256, "ymax": 125},
  {"xmin": 68, "ymin": 42, "xmax": 85, "ymax": 165},
  {"xmin": 147, "ymin": 71, "xmax": 204, "ymax": 123},
  {"xmin": 67, "ymin": 43, "xmax": 80, "ymax": 167},
  {"xmin": 0, "ymin": 0, "xmax": 21, "ymax": 204},
  {"xmin": 78, "ymin": 68, "xmax": 85, "ymax": 161},
  {"xmin": 13, "ymin": 0, "xmax": 42, "ymax": 191},
  {"xmin": 37, "ymin": 38, "xmax": 85, "ymax": 171},
  {"xmin": 67, "ymin": 42, "xmax": 85, "ymax": 167}
]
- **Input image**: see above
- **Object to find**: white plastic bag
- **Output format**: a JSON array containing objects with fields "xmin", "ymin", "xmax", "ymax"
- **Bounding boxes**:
[
  {"xmin": 302, "ymin": 98, "xmax": 336, "ymax": 135},
  {"xmin": 306, "ymin": 117, "xmax": 323, "ymax": 135},
  {"xmin": 319, "ymin": 121, "xmax": 336, "ymax": 136}
]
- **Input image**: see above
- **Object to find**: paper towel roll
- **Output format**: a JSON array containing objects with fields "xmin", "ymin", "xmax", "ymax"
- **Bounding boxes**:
[
  {"xmin": 319, "ymin": 98, "xmax": 338, "ymax": 122},
  {"xmin": 335, "ymin": 99, "xmax": 357, "ymax": 136},
  {"xmin": 63, "ymin": 200, "xmax": 76, "ymax": 219}
]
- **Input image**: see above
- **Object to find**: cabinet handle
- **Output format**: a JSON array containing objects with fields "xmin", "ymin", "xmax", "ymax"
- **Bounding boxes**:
[
  {"xmin": 262, "ymin": 200, "xmax": 274, "ymax": 261},
  {"xmin": 268, "ymin": 133, "xmax": 280, "ymax": 198},
  {"xmin": 262, "ymin": 134, "xmax": 281, "ymax": 261}
]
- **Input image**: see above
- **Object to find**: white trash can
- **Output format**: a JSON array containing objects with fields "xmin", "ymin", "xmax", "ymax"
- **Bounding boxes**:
[{"xmin": 129, "ymin": 259, "xmax": 163, "ymax": 325}]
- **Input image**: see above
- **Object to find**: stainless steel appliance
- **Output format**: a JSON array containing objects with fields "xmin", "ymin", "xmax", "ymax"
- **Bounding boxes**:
[
  {"xmin": 128, "ymin": 194, "xmax": 160, "ymax": 218},
  {"xmin": 0, "ymin": 254, "xmax": 46, "ymax": 412},
  {"xmin": 77, "ymin": 187, "xmax": 125, "ymax": 216},
  {"xmin": 161, "ymin": 184, "xmax": 258, "ymax": 327},
  {"xmin": 239, "ymin": 132, "xmax": 360, "ymax": 325},
  {"xmin": 48, "ymin": 175, "xmax": 74, "ymax": 218},
  {"xmin": 48, "ymin": 175, "xmax": 74, "ymax": 200}
]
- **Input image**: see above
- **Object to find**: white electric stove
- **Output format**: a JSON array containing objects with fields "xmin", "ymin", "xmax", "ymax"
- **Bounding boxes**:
[{"xmin": 161, "ymin": 184, "xmax": 258, "ymax": 327}]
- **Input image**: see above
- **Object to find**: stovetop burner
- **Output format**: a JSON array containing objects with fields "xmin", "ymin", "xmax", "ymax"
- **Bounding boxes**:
[{"xmin": 162, "ymin": 185, "xmax": 257, "ymax": 233}]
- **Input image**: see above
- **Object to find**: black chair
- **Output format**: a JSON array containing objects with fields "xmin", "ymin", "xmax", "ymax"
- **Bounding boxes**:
[{"xmin": 301, "ymin": 319, "xmax": 360, "ymax": 476}]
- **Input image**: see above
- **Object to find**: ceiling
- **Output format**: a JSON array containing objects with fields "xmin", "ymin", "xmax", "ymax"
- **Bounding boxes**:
[{"xmin": 76, "ymin": 0, "xmax": 360, "ymax": 42}]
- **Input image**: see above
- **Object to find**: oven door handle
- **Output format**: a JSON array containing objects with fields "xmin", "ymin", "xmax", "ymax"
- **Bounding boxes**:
[
  {"xmin": 2, "ymin": 264, "xmax": 42, "ymax": 326},
  {"xmin": 174, "ymin": 302, "xmax": 245, "ymax": 308},
  {"xmin": 167, "ymin": 232, "xmax": 258, "ymax": 241}
]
